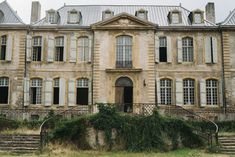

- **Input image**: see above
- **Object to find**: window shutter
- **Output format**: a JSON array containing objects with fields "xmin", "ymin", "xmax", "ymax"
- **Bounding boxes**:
[
  {"xmin": 6, "ymin": 34, "xmax": 13, "ymax": 61},
  {"xmin": 156, "ymin": 78, "xmax": 161, "ymax": 105},
  {"xmin": 68, "ymin": 79, "xmax": 76, "ymax": 106},
  {"xmin": 41, "ymin": 36, "xmax": 44, "ymax": 61},
  {"xmin": 155, "ymin": 35, "xmax": 159, "ymax": 63},
  {"xmin": 88, "ymin": 79, "xmax": 92, "ymax": 105},
  {"xmin": 63, "ymin": 35, "xmax": 67, "ymax": 62},
  {"xmin": 44, "ymin": 78, "xmax": 53, "ymax": 106},
  {"xmin": 23, "ymin": 78, "xmax": 30, "ymax": 106},
  {"xmin": 88, "ymin": 36, "xmax": 92, "ymax": 63},
  {"xmin": 167, "ymin": 36, "xmax": 172, "ymax": 63},
  {"xmin": 26, "ymin": 35, "xmax": 32, "ymax": 62},
  {"xmin": 200, "ymin": 79, "xmax": 206, "ymax": 107},
  {"xmin": 176, "ymin": 78, "xmax": 183, "ymax": 106},
  {"xmin": 59, "ymin": 78, "xmax": 66, "ymax": 106},
  {"xmin": 47, "ymin": 35, "xmax": 54, "ymax": 62},
  {"xmin": 205, "ymin": 37, "xmax": 212, "ymax": 63},
  {"xmin": 212, "ymin": 37, "xmax": 218, "ymax": 63},
  {"xmin": 177, "ymin": 37, "xmax": 182, "ymax": 63},
  {"xmin": 70, "ymin": 35, "xmax": 77, "ymax": 63}
]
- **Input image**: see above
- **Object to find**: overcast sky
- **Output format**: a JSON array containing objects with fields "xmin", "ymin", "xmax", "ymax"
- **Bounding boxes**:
[{"xmin": 3, "ymin": 0, "xmax": 235, "ymax": 24}]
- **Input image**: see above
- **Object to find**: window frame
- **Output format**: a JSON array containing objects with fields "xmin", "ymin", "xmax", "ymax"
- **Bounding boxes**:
[
  {"xmin": 76, "ymin": 78, "xmax": 89, "ymax": 105},
  {"xmin": 0, "ymin": 35, "xmax": 7, "ymax": 61},
  {"xmin": 182, "ymin": 37, "xmax": 194, "ymax": 62},
  {"xmin": 183, "ymin": 79, "xmax": 195, "ymax": 105},
  {"xmin": 78, "ymin": 36, "xmax": 89, "ymax": 62},
  {"xmin": 206, "ymin": 79, "xmax": 218, "ymax": 106},
  {"xmin": 53, "ymin": 78, "xmax": 60, "ymax": 105},
  {"xmin": 68, "ymin": 10, "xmax": 80, "ymax": 24},
  {"xmin": 32, "ymin": 36, "xmax": 42, "ymax": 62},
  {"xmin": 0, "ymin": 77, "xmax": 9, "ymax": 104},
  {"xmin": 160, "ymin": 79, "xmax": 172, "ymax": 105},
  {"xmin": 159, "ymin": 36, "xmax": 167, "ymax": 62},
  {"xmin": 30, "ymin": 78, "xmax": 43, "ymax": 105},
  {"xmin": 55, "ymin": 37, "xmax": 64, "ymax": 62}
]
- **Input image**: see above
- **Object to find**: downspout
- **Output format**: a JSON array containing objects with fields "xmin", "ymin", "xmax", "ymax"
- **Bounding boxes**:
[
  {"xmin": 219, "ymin": 24, "xmax": 227, "ymax": 114},
  {"xmin": 91, "ymin": 29, "xmax": 94, "ymax": 113},
  {"xmin": 154, "ymin": 27, "xmax": 158, "ymax": 106}
]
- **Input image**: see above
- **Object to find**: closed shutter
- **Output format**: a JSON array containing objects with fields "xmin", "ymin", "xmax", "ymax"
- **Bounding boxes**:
[
  {"xmin": 200, "ymin": 79, "xmax": 206, "ymax": 107},
  {"xmin": 26, "ymin": 35, "xmax": 32, "ymax": 62},
  {"xmin": 44, "ymin": 78, "xmax": 53, "ymax": 106},
  {"xmin": 68, "ymin": 79, "xmax": 75, "ymax": 106},
  {"xmin": 6, "ymin": 34, "xmax": 13, "ymax": 61},
  {"xmin": 41, "ymin": 36, "xmax": 44, "ymax": 61},
  {"xmin": 205, "ymin": 37, "xmax": 212, "ymax": 63},
  {"xmin": 88, "ymin": 36, "xmax": 92, "ymax": 63},
  {"xmin": 88, "ymin": 79, "xmax": 92, "ymax": 105},
  {"xmin": 59, "ymin": 78, "xmax": 66, "ymax": 106},
  {"xmin": 24, "ymin": 78, "xmax": 30, "ymax": 106},
  {"xmin": 212, "ymin": 37, "xmax": 218, "ymax": 63},
  {"xmin": 63, "ymin": 35, "xmax": 67, "ymax": 62},
  {"xmin": 47, "ymin": 35, "xmax": 55, "ymax": 62},
  {"xmin": 70, "ymin": 35, "xmax": 77, "ymax": 63},
  {"xmin": 156, "ymin": 78, "xmax": 161, "ymax": 105},
  {"xmin": 176, "ymin": 78, "xmax": 183, "ymax": 106},
  {"xmin": 167, "ymin": 36, "xmax": 172, "ymax": 63},
  {"xmin": 177, "ymin": 37, "xmax": 182, "ymax": 63},
  {"xmin": 155, "ymin": 35, "xmax": 159, "ymax": 63}
]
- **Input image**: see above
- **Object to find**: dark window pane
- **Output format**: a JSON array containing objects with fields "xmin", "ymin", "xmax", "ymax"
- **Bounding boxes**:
[
  {"xmin": 76, "ymin": 88, "xmax": 88, "ymax": 105},
  {"xmin": 159, "ymin": 47, "xmax": 167, "ymax": 62},
  {"xmin": 53, "ymin": 87, "xmax": 59, "ymax": 104},
  {"xmin": 31, "ymin": 87, "xmax": 37, "ymax": 104},
  {"xmin": 0, "ymin": 87, "xmax": 8, "ymax": 104},
  {"xmin": 37, "ymin": 47, "xmax": 41, "ymax": 61},
  {"xmin": 0, "ymin": 45, "xmax": 6, "ymax": 60}
]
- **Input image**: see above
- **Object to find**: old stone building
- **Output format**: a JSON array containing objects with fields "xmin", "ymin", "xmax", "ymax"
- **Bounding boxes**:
[{"xmin": 0, "ymin": 1, "xmax": 233, "ymax": 120}]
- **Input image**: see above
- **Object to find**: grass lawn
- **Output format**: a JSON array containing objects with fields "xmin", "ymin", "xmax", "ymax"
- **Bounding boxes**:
[{"xmin": 0, "ymin": 148, "xmax": 232, "ymax": 157}]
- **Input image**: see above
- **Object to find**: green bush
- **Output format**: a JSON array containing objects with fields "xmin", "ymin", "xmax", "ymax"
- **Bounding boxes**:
[{"xmin": 0, "ymin": 118, "xmax": 19, "ymax": 131}]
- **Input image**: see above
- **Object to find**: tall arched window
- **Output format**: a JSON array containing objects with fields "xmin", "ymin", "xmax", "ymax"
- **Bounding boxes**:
[
  {"xmin": 206, "ymin": 79, "xmax": 218, "ymax": 105},
  {"xmin": 0, "ymin": 77, "xmax": 9, "ymax": 104},
  {"xmin": 182, "ymin": 37, "xmax": 194, "ymax": 62},
  {"xmin": 0, "ymin": 35, "xmax": 7, "ymax": 60},
  {"xmin": 55, "ymin": 37, "xmax": 64, "ymax": 62},
  {"xmin": 30, "ymin": 78, "xmax": 42, "ymax": 104},
  {"xmin": 116, "ymin": 35, "xmax": 132, "ymax": 68},
  {"xmin": 32, "ymin": 36, "xmax": 42, "ymax": 61},
  {"xmin": 183, "ymin": 79, "xmax": 195, "ymax": 105},
  {"xmin": 160, "ymin": 79, "xmax": 172, "ymax": 105},
  {"xmin": 78, "ymin": 37, "xmax": 89, "ymax": 62},
  {"xmin": 76, "ymin": 78, "xmax": 89, "ymax": 105}
]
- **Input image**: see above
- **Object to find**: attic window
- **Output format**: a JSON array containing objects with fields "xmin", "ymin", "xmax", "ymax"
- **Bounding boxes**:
[
  {"xmin": 194, "ymin": 13, "xmax": 202, "ymax": 24},
  {"xmin": 168, "ymin": 10, "xmax": 182, "ymax": 24},
  {"xmin": 102, "ymin": 10, "xmax": 114, "ymax": 20},
  {"xmin": 172, "ymin": 13, "xmax": 179, "ymax": 24},
  {"xmin": 68, "ymin": 10, "xmax": 80, "ymax": 24},
  {"xmin": 0, "ymin": 11, "xmax": 4, "ymax": 23},
  {"xmin": 46, "ymin": 10, "xmax": 58, "ymax": 24},
  {"xmin": 136, "ymin": 9, "xmax": 148, "ymax": 20},
  {"xmin": 189, "ymin": 10, "xmax": 204, "ymax": 24}
]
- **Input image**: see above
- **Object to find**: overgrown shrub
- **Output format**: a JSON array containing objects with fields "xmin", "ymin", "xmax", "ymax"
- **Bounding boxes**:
[{"xmin": 0, "ymin": 118, "xmax": 19, "ymax": 131}]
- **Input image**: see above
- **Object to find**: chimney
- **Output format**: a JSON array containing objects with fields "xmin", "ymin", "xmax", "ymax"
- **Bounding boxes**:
[
  {"xmin": 205, "ymin": 2, "xmax": 215, "ymax": 23},
  {"xmin": 30, "ymin": 1, "xmax": 41, "ymax": 24}
]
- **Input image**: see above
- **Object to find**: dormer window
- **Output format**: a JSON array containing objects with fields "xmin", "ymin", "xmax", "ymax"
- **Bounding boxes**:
[
  {"xmin": 194, "ymin": 13, "xmax": 202, "ymax": 24},
  {"xmin": 189, "ymin": 10, "xmax": 204, "ymax": 24},
  {"xmin": 102, "ymin": 9, "xmax": 114, "ymax": 20},
  {"xmin": 135, "ymin": 9, "xmax": 148, "ymax": 20},
  {"xmin": 0, "ymin": 10, "xmax": 4, "ymax": 23},
  {"xmin": 68, "ymin": 10, "xmax": 81, "ymax": 24},
  {"xmin": 46, "ymin": 9, "xmax": 58, "ymax": 24},
  {"xmin": 168, "ymin": 10, "xmax": 182, "ymax": 24},
  {"xmin": 172, "ymin": 13, "xmax": 179, "ymax": 24}
]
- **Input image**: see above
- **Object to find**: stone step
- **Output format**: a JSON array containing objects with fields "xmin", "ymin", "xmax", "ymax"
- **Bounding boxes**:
[
  {"xmin": 0, "ymin": 143, "xmax": 40, "ymax": 147},
  {"xmin": 0, "ymin": 147, "xmax": 39, "ymax": 151},
  {"xmin": 220, "ymin": 143, "xmax": 235, "ymax": 146},
  {"xmin": 220, "ymin": 148, "xmax": 235, "ymax": 152},
  {"xmin": 219, "ymin": 139, "xmax": 235, "ymax": 143},
  {"xmin": 220, "ymin": 146, "xmax": 235, "ymax": 149}
]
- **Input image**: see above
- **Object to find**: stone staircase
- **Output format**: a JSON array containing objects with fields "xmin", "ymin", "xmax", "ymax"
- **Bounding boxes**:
[
  {"xmin": 0, "ymin": 134, "xmax": 40, "ymax": 153},
  {"xmin": 219, "ymin": 134, "xmax": 235, "ymax": 155}
]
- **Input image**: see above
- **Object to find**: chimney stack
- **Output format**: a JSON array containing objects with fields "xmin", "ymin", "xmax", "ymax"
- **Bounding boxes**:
[
  {"xmin": 30, "ymin": 1, "xmax": 41, "ymax": 24},
  {"xmin": 205, "ymin": 2, "xmax": 215, "ymax": 23}
]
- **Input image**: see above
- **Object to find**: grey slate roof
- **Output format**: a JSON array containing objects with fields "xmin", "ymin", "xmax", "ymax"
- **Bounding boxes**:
[
  {"xmin": 33, "ymin": 5, "xmax": 215, "ymax": 27},
  {"xmin": 0, "ymin": 1, "xmax": 24, "ymax": 25},
  {"xmin": 222, "ymin": 9, "xmax": 235, "ymax": 26}
]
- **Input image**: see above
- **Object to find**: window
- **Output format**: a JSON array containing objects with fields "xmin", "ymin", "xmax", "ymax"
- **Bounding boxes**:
[
  {"xmin": 0, "ymin": 35, "xmax": 6, "ymax": 60},
  {"xmin": 194, "ymin": 13, "xmax": 202, "ymax": 24},
  {"xmin": 30, "ymin": 78, "xmax": 42, "ymax": 104},
  {"xmin": 0, "ymin": 10, "xmax": 4, "ymax": 23},
  {"xmin": 68, "ymin": 11, "xmax": 79, "ymax": 23},
  {"xmin": 102, "ymin": 10, "xmax": 114, "ymax": 20},
  {"xmin": 76, "ymin": 78, "xmax": 89, "ymax": 105},
  {"xmin": 159, "ymin": 37, "xmax": 167, "ymax": 62},
  {"xmin": 0, "ymin": 77, "xmax": 9, "ymax": 104},
  {"xmin": 172, "ymin": 13, "xmax": 179, "ymax": 24},
  {"xmin": 32, "ymin": 37, "xmax": 42, "ymax": 61},
  {"xmin": 55, "ymin": 37, "xmax": 64, "ymax": 62},
  {"xmin": 206, "ymin": 79, "xmax": 218, "ymax": 105},
  {"xmin": 116, "ymin": 35, "xmax": 132, "ymax": 68},
  {"xmin": 78, "ymin": 37, "xmax": 89, "ymax": 62},
  {"xmin": 182, "ymin": 37, "xmax": 194, "ymax": 62},
  {"xmin": 48, "ymin": 12, "xmax": 56, "ymax": 23},
  {"xmin": 53, "ymin": 78, "xmax": 59, "ymax": 105},
  {"xmin": 183, "ymin": 79, "xmax": 195, "ymax": 105},
  {"xmin": 160, "ymin": 79, "xmax": 172, "ymax": 105},
  {"xmin": 136, "ymin": 10, "xmax": 148, "ymax": 20}
]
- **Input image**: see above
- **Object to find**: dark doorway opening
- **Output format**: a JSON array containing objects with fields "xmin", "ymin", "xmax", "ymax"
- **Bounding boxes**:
[{"xmin": 77, "ymin": 88, "xmax": 89, "ymax": 105}]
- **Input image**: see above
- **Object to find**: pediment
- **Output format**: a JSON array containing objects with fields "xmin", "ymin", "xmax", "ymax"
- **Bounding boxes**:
[{"xmin": 92, "ymin": 13, "xmax": 157, "ymax": 30}]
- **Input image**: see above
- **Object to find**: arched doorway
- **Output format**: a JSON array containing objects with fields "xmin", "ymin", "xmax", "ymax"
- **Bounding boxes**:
[{"xmin": 115, "ymin": 77, "xmax": 133, "ymax": 112}]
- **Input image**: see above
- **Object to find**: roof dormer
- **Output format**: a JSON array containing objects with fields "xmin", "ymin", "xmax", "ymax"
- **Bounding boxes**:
[
  {"xmin": 189, "ymin": 9, "xmax": 204, "ymax": 24},
  {"xmin": 67, "ymin": 9, "xmax": 82, "ymax": 24},
  {"xmin": 102, "ymin": 9, "xmax": 114, "ymax": 20},
  {"xmin": 168, "ymin": 9, "xmax": 182, "ymax": 24},
  {"xmin": 135, "ymin": 9, "xmax": 148, "ymax": 20},
  {"xmin": 46, "ymin": 9, "xmax": 59, "ymax": 24},
  {"xmin": 0, "ymin": 10, "xmax": 4, "ymax": 23}
]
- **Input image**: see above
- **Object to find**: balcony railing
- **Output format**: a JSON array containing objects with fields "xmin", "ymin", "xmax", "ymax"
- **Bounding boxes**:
[{"xmin": 116, "ymin": 61, "xmax": 132, "ymax": 68}]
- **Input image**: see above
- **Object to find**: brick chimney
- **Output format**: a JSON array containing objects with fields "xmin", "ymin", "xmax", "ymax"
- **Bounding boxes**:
[
  {"xmin": 205, "ymin": 2, "xmax": 215, "ymax": 23},
  {"xmin": 30, "ymin": 1, "xmax": 41, "ymax": 24}
]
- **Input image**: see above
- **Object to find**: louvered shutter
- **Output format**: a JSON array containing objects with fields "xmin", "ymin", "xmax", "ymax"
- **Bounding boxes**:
[
  {"xmin": 26, "ymin": 35, "xmax": 32, "ymax": 62},
  {"xmin": 176, "ymin": 78, "xmax": 183, "ymax": 106},
  {"xmin": 44, "ymin": 78, "xmax": 53, "ymax": 106},
  {"xmin": 88, "ymin": 79, "xmax": 92, "ymax": 105},
  {"xmin": 212, "ymin": 37, "xmax": 218, "ymax": 63},
  {"xmin": 177, "ymin": 37, "xmax": 182, "ymax": 63},
  {"xmin": 47, "ymin": 35, "xmax": 55, "ymax": 62},
  {"xmin": 155, "ymin": 35, "xmax": 159, "ymax": 63},
  {"xmin": 167, "ymin": 36, "xmax": 172, "ymax": 63},
  {"xmin": 24, "ymin": 78, "xmax": 30, "ymax": 106},
  {"xmin": 68, "ymin": 79, "xmax": 76, "ymax": 106},
  {"xmin": 205, "ymin": 37, "xmax": 212, "ymax": 63},
  {"xmin": 41, "ymin": 36, "xmax": 44, "ymax": 61},
  {"xmin": 63, "ymin": 35, "xmax": 67, "ymax": 62},
  {"xmin": 156, "ymin": 78, "xmax": 161, "ymax": 105},
  {"xmin": 59, "ymin": 78, "xmax": 66, "ymax": 106},
  {"xmin": 200, "ymin": 79, "xmax": 206, "ymax": 107},
  {"xmin": 6, "ymin": 34, "xmax": 13, "ymax": 61},
  {"xmin": 70, "ymin": 35, "xmax": 77, "ymax": 63},
  {"xmin": 88, "ymin": 36, "xmax": 92, "ymax": 63}
]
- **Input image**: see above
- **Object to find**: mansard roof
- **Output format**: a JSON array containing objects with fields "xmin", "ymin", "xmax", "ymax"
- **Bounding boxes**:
[
  {"xmin": 222, "ymin": 9, "xmax": 235, "ymax": 26},
  {"xmin": 33, "ymin": 5, "xmax": 215, "ymax": 27},
  {"xmin": 0, "ymin": 1, "xmax": 24, "ymax": 25}
]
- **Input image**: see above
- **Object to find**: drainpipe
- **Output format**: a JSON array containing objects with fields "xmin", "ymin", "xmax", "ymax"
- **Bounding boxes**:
[
  {"xmin": 219, "ymin": 24, "xmax": 227, "ymax": 114},
  {"xmin": 91, "ymin": 29, "xmax": 94, "ymax": 113}
]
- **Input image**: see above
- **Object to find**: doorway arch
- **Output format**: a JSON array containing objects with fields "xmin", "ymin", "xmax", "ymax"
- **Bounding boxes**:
[{"xmin": 115, "ymin": 77, "xmax": 133, "ymax": 112}]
